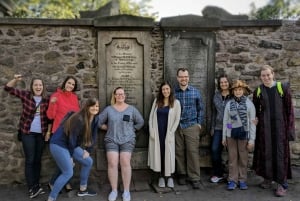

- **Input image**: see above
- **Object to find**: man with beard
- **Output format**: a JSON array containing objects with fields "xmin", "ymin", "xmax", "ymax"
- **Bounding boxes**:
[{"xmin": 174, "ymin": 67, "xmax": 204, "ymax": 189}]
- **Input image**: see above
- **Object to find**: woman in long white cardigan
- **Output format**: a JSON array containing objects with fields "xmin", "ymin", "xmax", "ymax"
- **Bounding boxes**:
[{"xmin": 148, "ymin": 81, "xmax": 181, "ymax": 188}]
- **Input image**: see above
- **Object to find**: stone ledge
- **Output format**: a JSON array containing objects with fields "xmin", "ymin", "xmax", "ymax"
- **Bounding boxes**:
[
  {"xmin": 160, "ymin": 15, "xmax": 221, "ymax": 30},
  {"xmin": 93, "ymin": 14, "xmax": 154, "ymax": 29},
  {"xmin": 0, "ymin": 17, "xmax": 93, "ymax": 26},
  {"xmin": 160, "ymin": 16, "xmax": 282, "ymax": 31},
  {"xmin": 221, "ymin": 20, "xmax": 282, "ymax": 27}
]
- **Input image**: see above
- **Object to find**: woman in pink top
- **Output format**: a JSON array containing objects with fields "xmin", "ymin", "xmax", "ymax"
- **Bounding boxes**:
[{"xmin": 47, "ymin": 75, "xmax": 80, "ymax": 191}]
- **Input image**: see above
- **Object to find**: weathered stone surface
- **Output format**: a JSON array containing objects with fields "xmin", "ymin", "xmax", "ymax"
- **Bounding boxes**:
[
  {"xmin": 61, "ymin": 28, "xmax": 70, "ymax": 37},
  {"xmin": 288, "ymin": 57, "xmax": 300, "ymax": 66},
  {"xmin": 216, "ymin": 53, "xmax": 230, "ymax": 62},
  {"xmin": 6, "ymin": 29, "xmax": 15, "ymax": 36},
  {"xmin": 0, "ymin": 17, "xmax": 299, "ymax": 186},
  {"xmin": 230, "ymin": 53, "xmax": 251, "ymax": 63},
  {"xmin": 0, "ymin": 56, "xmax": 14, "ymax": 66},
  {"xmin": 285, "ymin": 41, "xmax": 300, "ymax": 50},
  {"xmin": 258, "ymin": 40, "xmax": 282, "ymax": 49},
  {"xmin": 265, "ymin": 52, "xmax": 280, "ymax": 60},
  {"xmin": 44, "ymin": 51, "xmax": 61, "ymax": 61},
  {"xmin": 18, "ymin": 28, "xmax": 35, "ymax": 36},
  {"xmin": 164, "ymin": 31, "xmax": 215, "ymax": 145}
]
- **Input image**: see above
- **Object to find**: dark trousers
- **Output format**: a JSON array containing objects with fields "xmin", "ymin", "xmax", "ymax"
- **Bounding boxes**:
[
  {"xmin": 211, "ymin": 129, "xmax": 224, "ymax": 177},
  {"xmin": 21, "ymin": 133, "xmax": 44, "ymax": 189}
]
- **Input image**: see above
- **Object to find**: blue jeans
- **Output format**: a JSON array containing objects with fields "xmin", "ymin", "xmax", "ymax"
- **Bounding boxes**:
[
  {"xmin": 49, "ymin": 144, "xmax": 73, "ymax": 200},
  {"xmin": 49, "ymin": 166, "xmax": 63, "ymax": 186},
  {"xmin": 49, "ymin": 166, "xmax": 72, "ymax": 188},
  {"xmin": 49, "ymin": 145, "xmax": 93, "ymax": 200},
  {"xmin": 72, "ymin": 147, "xmax": 93, "ymax": 188},
  {"xmin": 21, "ymin": 133, "xmax": 44, "ymax": 190},
  {"xmin": 211, "ymin": 130, "xmax": 224, "ymax": 177}
]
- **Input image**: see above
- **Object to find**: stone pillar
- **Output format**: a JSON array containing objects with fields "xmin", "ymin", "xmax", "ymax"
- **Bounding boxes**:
[
  {"xmin": 161, "ymin": 15, "xmax": 218, "ymax": 166},
  {"xmin": 94, "ymin": 15, "xmax": 154, "ymax": 170}
]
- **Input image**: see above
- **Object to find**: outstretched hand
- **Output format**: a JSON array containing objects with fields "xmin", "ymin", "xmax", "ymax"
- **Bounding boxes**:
[{"xmin": 50, "ymin": 97, "xmax": 57, "ymax": 103}]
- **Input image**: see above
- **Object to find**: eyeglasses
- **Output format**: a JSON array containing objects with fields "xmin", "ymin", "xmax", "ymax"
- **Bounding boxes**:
[
  {"xmin": 115, "ymin": 93, "xmax": 125, "ymax": 96},
  {"xmin": 177, "ymin": 76, "xmax": 189, "ymax": 79}
]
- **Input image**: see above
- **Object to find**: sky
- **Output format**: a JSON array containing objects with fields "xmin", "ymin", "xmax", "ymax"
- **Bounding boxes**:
[{"xmin": 145, "ymin": 0, "xmax": 270, "ymax": 19}]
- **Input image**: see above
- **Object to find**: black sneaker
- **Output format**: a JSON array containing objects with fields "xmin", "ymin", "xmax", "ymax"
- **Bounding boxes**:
[
  {"xmin": 29, "ymin": 185, "xmax": 44, "ymax": 198},
  {"xmin": 77, "ymin": 189, "xmax": 97, "ymax": 197},
  {"xmin": 191, "ymin": 180, "xmax": 200, "ymax": 189},
  {"xmin": 37, "ymin": 184, "xmax": 45, "ymax": 195},
  {"xmin": 177, "ymin": 174, "xmax": 187, "ymax": 185}
]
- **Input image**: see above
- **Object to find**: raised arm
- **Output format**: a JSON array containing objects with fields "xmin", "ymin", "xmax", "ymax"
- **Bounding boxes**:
[{"xmin": 6, "ymin": 74, "xmax": 22, "ymax": 87}]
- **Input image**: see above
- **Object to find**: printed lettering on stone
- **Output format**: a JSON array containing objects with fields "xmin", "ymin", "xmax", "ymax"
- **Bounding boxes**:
[
  {"xmin": 106, "ymin": 38, "xmax": 144, "ymax": 114},
  {"xmin": 166, "ymin": 38, "xmax": 208, "ymax": 100}
]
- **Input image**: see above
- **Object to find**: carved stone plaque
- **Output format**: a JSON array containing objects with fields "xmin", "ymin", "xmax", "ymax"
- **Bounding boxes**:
[
  {"xmin": 106, "ymin": 38, "xmax": 143, "ymax": 113},
  {"xmin": 98, "ymin": 30, "xmax": 152, "ymax": 152},
  {"xmin": 164, "ymin": 32, "xmax": 216, "ymax": 147},
  {"xmin": 169, "ymin": 38, "xmax": 208, "ymax": 92}
]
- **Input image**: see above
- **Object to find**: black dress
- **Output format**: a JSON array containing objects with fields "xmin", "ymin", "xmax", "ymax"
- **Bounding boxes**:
[{"xmin": 157, "ymin": 106, "xmax": 169, "ymax": 174}]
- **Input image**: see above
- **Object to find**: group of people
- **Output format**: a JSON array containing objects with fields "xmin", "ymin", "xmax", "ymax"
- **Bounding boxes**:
[
  {"xmin": 4, "ymin": 75, "xmax": 144, "ymax": 201},
  {"xmin": 148, "ymin": 68, "xmax": 205, "ymax": 189},
  {"xmin": 3, "ymin": 64, "xmax": 295, "ymax": 200},
  {"xmin": 147, "ymin": 65, "xmax": 294, "ymax": 198},
  {"xmin": 209, "ymin": 65, "xmax": 295, "ymax": 197}
]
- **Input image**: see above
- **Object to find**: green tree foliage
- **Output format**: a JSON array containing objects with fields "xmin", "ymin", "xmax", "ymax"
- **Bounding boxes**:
[
  {"xmin": 120, "ymin": 0, "xmax": 157, "ymax": 18},
  {"xmin": 250, "ymin": 0, "xmax": 300, "ymax": 19},
  {"xmin": 12, "ymin": 0, "xmax": 157, "ymax": 19}
]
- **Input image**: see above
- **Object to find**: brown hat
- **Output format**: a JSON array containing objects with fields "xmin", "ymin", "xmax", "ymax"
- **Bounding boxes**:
[{"xmin": 231, "ymin": 80, "xmax": 251, "ymax": 95}]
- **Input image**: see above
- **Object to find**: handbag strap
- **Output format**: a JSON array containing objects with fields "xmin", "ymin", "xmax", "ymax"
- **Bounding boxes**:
[{"xmin": 35, "ymin": 100, "xmax": 42, "ymax": 112}]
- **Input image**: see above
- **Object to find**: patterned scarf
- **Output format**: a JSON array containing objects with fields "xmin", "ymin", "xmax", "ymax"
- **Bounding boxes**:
[{"xmin": 230, "ymin": 96, "xmax": 248, "ymax": 131}]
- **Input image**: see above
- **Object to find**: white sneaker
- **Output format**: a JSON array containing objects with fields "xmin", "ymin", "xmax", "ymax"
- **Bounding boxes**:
[
  {"xmin": 167, "ymin": 177, "xmax": 174, "ymax": 188},
  {"xmin": 210, "ymin": 176, "xmax": 224, "ymax": 183},
  {"xmin": 122, "ymin": 190, "xmax": 131, "ymax": 201},
  {"xmin": 108, "ymin": 190, "xmax": 118, "ymax": 201},
  {"xmin": 158, "ymin": 177, "xmax": 165, "ymax": 188}
]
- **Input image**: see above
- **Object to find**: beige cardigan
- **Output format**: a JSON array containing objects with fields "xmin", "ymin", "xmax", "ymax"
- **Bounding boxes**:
[{"xmin": 147, "ymin": 99, "xmax": 181, "ymax": 176}]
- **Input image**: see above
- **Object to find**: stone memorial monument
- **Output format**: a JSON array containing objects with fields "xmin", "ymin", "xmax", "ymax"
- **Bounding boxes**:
[
  {"xmin": 161, "ymin": 15, "xmax": 216, "ymax": 166},
  {"xmin": 95, "ymin": 15, "xmax": 154, "ymax": 170}
]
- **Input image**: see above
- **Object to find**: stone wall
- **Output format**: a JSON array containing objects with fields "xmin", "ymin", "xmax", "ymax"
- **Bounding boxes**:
[
  {"xmin": 0, "ymin": 22, "xmax": 99, "ymax": 184},
  {"xmin": 215, "ymin": 20, "xmax": 300, "ymax": 166},
  {"xmin": 0, "ymin": 17, "xmax": 299, "ymax": 185}
]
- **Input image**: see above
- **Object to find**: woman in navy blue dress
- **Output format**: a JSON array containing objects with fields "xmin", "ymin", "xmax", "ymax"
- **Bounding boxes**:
[{"xmin": 148, "ymin": 81, "xmax": 181, "ymax": 188}]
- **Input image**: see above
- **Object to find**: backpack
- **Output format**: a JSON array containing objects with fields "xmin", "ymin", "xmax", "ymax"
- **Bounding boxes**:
[{"xmin": 256, "ymin": 81, "xmax": 284, "ymax": 98}]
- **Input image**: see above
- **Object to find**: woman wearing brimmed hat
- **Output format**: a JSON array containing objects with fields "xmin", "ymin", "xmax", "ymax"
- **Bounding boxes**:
[{"xmin": 222, "ymin": 80, "xmax": 256, "ymax": 190}]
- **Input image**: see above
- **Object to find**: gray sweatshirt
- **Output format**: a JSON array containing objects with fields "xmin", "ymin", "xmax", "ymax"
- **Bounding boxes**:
[
  {"xmin": 222, "ymin": 97, "xmax": 256, "ymax": 144},
  {"xmin": 98, "ymin": 105, "xmax": 144, "ymax": 144}
]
